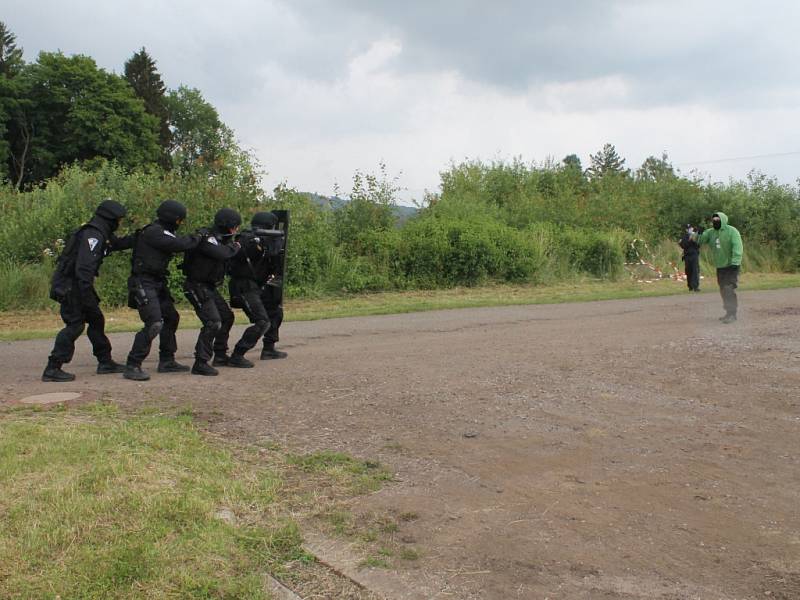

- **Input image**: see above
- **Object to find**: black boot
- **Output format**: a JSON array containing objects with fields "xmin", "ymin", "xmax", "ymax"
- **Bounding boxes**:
[
  {"xmin": 42, "ymin": 363, "xmax": 76, "ymax": 382},
  {"xmin": 227, "ymin": 353, "xmax": 254, "ymax": 368},
  {"xmin": 212, "ymin": 353, "xmax": 229, "ymax": 367},
  {"xmin": 260, "ymin": 344, "xmax": 288, "ymax": 360},
  {"xmin": 123, "ymin": 364, "xmax": 151, "ymax": 381},
  {"xmin": 158, "ymin": 359, "xmax": 190, "ymax": 373},
  {"xmin": 97, "ymin": 359, "xmax": 126, "ymax": 374},
  {"xmin": 191, "ymin": 360, "xmax": 219, "ymax": 376}
]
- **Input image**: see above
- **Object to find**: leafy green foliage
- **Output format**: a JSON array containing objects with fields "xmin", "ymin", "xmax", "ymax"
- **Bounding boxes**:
[{"xmin": 8, "ymin": 52, "xmax": 160, "ymax": 187}]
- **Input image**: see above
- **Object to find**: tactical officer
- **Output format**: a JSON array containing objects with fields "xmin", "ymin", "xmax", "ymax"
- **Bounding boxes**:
[
  {"xmin": 254, "ymin": 212, "xmax": 288, "ymax": 360},
  {"xmin": 123, "ymin": 200, "xmax": 201, "ymax": 381},
  {"xmin": 226, "ymin": 211, "xmax": 288, "ymax": 363},
  {"xmin": 43, "ymin": 199, "xmax": 132, "ymax": 382},
  {"xmin": 182, "ymin": 208, "xmax": 242, "ymax": 376},
  {"xmin": 678, "ymin": 224, "xmax": 701, "ymax": 292}
]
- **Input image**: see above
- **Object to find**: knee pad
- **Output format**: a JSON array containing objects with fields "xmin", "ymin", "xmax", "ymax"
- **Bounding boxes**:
[
  {"xmin": 204, "ymin": 320, "xmax": 222, "ymax": 333},
  {"xmin": 255, "ymin": 319, "xmax": 270, "ymax": 335},
  {"xmin": 146, "ymin": 320, "xmax": 163, "ymax": 340},
  {"xmin": 66, "ymin": 323, "xmax": 85, "ymax": 340}
]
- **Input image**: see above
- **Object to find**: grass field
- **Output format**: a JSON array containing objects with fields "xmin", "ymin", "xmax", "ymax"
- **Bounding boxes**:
[
  {"xmin": 2, "ymin": 272, "xmax": 799, "ymax": 341},
  {"xmin": 0, "ymin": 403, "xmax": 391, "ymax": 599}
]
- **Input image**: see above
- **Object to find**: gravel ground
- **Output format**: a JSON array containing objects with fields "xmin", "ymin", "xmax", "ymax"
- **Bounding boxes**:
[{"xmin": 2, "ymin": 288, "xmax": 799, "ymax": 599}]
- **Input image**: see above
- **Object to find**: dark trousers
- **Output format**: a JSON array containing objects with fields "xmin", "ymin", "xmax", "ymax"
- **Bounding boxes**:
[
  {"xmin": 716, "ymin": 266, "xmax": 739, "ymax": 316},
  {"xmin": 127, "ymin": 277, "xmax": 180, "ymax": 367},
  {"xmin": 231, "ymin": 284, "xmax": 271, "ymax": 356},
  {"xmin": 684, "ymin": 254, "xmax": 700, "ymax": 291},
  {"xmin": 48, "ymin": 288, "xmax": 111, "ymax": 366},
  {"xmin": 184, "ymin": 281, "xmax": 234, "ymax": 362},
  {"xmin": 261, "ymin": 283, "xmax": 284, "ymax": 345}
]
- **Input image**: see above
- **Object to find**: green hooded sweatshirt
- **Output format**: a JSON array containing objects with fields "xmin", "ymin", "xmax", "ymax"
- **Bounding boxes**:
[{"xmin": 696, "ymin": 211, "xmax": 743, "ymax": 268}]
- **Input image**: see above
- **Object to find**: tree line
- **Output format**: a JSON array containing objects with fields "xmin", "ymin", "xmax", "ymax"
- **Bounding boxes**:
[{"xmin": 0, "ymin": 21, "xmax": 254, "ymax": 189}]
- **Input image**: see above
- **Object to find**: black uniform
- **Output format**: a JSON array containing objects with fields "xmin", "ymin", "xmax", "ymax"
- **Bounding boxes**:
[
  {"xmin": 227, "ymin": 229, "xmax": 283, "ymax": 357},
  {"xmin": 679, "ymin": 231, "xmax": 701, "ymax": 291},
  {"xmin": 181, "ymin": 229, "xmax": 239, "ymax": 364},
  {"xmin": 125, "ymin": 220, "xmax": 200, "ymax": 368},
  {"xmin": 45, "ymin": 211, "xmax": 131, "ymax": 375}
]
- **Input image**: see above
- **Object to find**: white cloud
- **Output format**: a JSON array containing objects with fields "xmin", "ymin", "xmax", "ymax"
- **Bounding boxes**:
[{"xmin": 5, "ymin": 0, "xmax": 800, "ymax": 201}]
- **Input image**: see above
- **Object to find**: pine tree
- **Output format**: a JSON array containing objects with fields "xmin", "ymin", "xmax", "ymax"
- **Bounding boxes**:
[
  {"xmin": 0, "ymin": 21, "xmax": 24, "ymax": 77},
  {"xmin": 586, "ymin": 143, "xmax": 628, "ymax": 180},
  {"xmin": 124, "ymin": 47, "xmax": 171, "ymax": 168}
]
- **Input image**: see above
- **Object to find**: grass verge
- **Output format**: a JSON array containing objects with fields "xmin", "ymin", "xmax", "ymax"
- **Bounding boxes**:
[
  {"xmin": 1, "ymin": 272, "xmax": 799, "ymax": 341},
  {"xmin": 0, "ymin": 403, "xmax": 391, "ymax": 598}
]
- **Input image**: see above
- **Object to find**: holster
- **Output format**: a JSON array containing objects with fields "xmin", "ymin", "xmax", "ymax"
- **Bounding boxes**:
[
  {"xmin": 127, "ymin": 276, "xmax": 149, "ymax": 309},
  {"xmin": 183, "ymin": 281, "xmax": 209, "ymax": 310},
  {"xmin": 49, "ymin": 274, "xmax": 73, "ymax": 303}
]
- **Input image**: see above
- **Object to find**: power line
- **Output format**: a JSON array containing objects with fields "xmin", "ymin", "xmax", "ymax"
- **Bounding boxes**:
[{"xmin": 678, "ymin": 150, "xmax": 800, "ymax": 167}]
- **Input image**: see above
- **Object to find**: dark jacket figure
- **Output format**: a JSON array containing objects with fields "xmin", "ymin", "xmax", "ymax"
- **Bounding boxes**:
[
  {"xmin": 182, "ymin": 208, "xmax": 241, "ymax": 376},
  {"xmin": 227, "ymin": 211, "xmax": 288, "ymax": 362},
  {"xmin": 123, "ymin": 200, "xmax": 201, "ymax": 381},
  {"xmin": 43, "ymin": 199, "xmax": 132, "ymax": 382},
  {"xmin": 678, "ymin": 225, "xmax": 701, "ymax": 292},
  {"xmin": 694, "ymin": 211, "xmax": 744, "ymax": 323}
]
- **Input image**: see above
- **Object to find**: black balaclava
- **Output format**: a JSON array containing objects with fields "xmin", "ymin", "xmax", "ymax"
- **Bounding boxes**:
[
  {"xmin": 712, "ymin": 214, "xmax": 722, "ymax": 230},
  {"xmin": 156, "ymin": 199, "xmax": 187, "ymax": 231}
]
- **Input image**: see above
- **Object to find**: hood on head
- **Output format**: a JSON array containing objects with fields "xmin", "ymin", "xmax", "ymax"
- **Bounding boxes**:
[{"xmin": 713, "ymin": 211, "xmax": 729, "ymax": 227}]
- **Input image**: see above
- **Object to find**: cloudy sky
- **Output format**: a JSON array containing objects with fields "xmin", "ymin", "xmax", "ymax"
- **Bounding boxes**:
[{"xmin": 7, "ymin": 1, "xmax": 800, "ymax": 202}]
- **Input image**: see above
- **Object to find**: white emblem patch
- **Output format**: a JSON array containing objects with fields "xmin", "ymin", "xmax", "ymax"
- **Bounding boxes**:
[
  {"xmin": 88, "ymin": 238, "xmax": 100, "ymax": 252},
  {"xmin": 163, "ymin": 230, "xmax": 176, "ymax": 238},
  {"xmin": 208, "ymin": 236, "xmax": 219, "ymax": 245}
]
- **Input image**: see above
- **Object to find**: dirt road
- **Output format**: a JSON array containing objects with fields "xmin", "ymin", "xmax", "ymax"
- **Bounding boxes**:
[{"xmin": 2, "ymin": 289, "xmax": 799, "ymax": 599}]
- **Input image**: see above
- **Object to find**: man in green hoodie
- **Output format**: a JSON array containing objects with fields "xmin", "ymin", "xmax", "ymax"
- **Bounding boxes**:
[{"xmin": 694, "ymin": 211, "xmax": 743, "ymax": 323}]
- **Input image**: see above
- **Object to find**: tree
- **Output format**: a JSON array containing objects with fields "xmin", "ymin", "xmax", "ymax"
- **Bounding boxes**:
[
  {"xmin": 0, "ymin": 21, "xmax": 25, "ymax": 182},
  {"xmin": 8, "ymin": 52, "xmax": 160, "ymax": 187},
  {"xmin": 0, "ymin": 21, "xmax": 24, "ymax": 77},
  {"xmin": 562, "ymin": 153, "xmax": 582, "ymax": 172},
  {"xmin": 165, "ymin": 85, "xmax": 234, "ymax": 172},
  {"xmin": 636, "ymin": 152, "xmax": 675, "ymax": 182},
  {"xmin": 586, "ymin": 143, "xmax": 629, "ymax": 180},
  {"xmin": 124, "ymin": 47, "xmax": 171, "ymax": 169}
]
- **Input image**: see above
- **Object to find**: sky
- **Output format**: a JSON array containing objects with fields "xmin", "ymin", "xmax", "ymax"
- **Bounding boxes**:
[{"xmin": 6, "ymin": 0, "xmax": 800, "ymax": 203}]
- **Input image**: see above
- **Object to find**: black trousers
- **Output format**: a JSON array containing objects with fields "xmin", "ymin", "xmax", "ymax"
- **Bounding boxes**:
[
  {"xmin": 184, "ymin": 281, "xmax": 234, "ymax": 362},
  {"xmin": 230, "ymin": 280, "xmax": 271, "ymax": 355},
  {"xmin": 716, "ymin": 265, "xmax": 739, "ymax": 316},
  {"xmin": 684, "ymin": 254, "xmax": 700, "ymax": 291},
  {"xmin": 127, "ymin": 276, "xmax": 180, "ymax": 367},
  {"xmin": 48, "ymin": 288, "xmax": 112, "ymax": 366},
  {"xmin": 261, "ymin": 282, "xmax": 284, "ymax": 345}
]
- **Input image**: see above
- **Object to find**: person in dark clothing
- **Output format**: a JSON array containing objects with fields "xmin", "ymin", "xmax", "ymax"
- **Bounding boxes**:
[
  {"xmin": 123, "ymin": 200, "xmax": 201, "ymax": 381},
  {"xmin": 43, "ymin": 199, "xmax": 132, "ymax": 382},
  {"xmin": 678, "ymin": 224, "xmax": 701, "ymax": 292},
  {"xmin": 182, "ymin": 208, "xmax": 242, "ymax": 376},
  {"xmin": 226, "ymin": 211, "xmax": 288, "ymax": 364}
]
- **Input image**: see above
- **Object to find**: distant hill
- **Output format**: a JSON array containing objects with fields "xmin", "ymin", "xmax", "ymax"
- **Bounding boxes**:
[{"xmin": 302, "ymin": 192, "xmax": 418, "ymax": 223}]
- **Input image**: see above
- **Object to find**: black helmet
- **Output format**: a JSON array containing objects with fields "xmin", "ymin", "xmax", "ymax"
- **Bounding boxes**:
[
  {"xmin": 251, "ymin": 211, "xmax": 278, "ymax": 229},
  {"xmin": 214, "ymin": 208, "xmax": 242, "ymax": 234},
  {"xmin": 156, "ymin": 199, "xmax": 187, "ymax": 225},
  {"xmin": 95, "ymin": 198, "xmax": 127, "ymax": 221}
]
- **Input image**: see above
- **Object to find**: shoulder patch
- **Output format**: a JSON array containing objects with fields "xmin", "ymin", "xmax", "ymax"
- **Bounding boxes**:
[
  {"xmin": 163, "ymin": 230, "xmax": 176, "ymax": 238},
  {"xmin": 87, "ymin": 237, "xmax": 100, "ymax": 252},
  {"xmin": 208, "ymin": 236, "xmax": 219, "ymax": 245}
]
